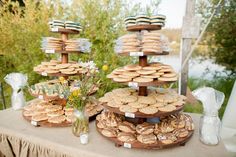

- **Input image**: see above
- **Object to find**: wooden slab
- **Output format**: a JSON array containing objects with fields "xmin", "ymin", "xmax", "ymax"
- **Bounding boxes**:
[
  {"xmin": 43, "ymin": 49, "xmax": 81, "ymax": 54},
  {"xmin": 35, "ymin": 71, "xmax": 83, "ymax": 77},
  {"xmin": 50, "ymin": 28, "xmax": 80, "ymax": 34},
  {"xmin": 22, "ymin": 110, "xmax": 103, "ymax": 128},
  {"xmin": 112, "ymin": 79, "xmax": 176, "ymax": 87},
  {"xmin": 101, "ymin": 103, "xmax": 184, "ymax": 118},
  {"xmin": 118, "ymin": 51, "xmax": 169, "ymax": 56},
  {"xmin": 96, "ymin": 121, "xmax": 194, "ymax": 149},
  {"xmin": 126, "ymin": 25, "xmax": 162, "ymax": 31},
  {"xmin": 29, "ymin": 91, "xmax": 65, "ymax": 101}
]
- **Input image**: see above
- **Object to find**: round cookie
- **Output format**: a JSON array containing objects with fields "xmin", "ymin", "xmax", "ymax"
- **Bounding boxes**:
[
  {"xmin": 113, "ymin": 77, "xmax": 131, "ymax": 83},
  {"xmin": 133, "ymin": 77, "xmax": 153, "ymax": 83},
  {"xmin": 119, "ymin": 105, "xmax": 137, "ymax": 113},
  {"xmin": 139, "ymin": 106, "xmax": 158, "ymax": 114},
  {"xmin": 136, "ymin": 70, "xmax": 156, "ymax": 75},
  {"xmin": 124, "ymin": 64, "xmax": 142, "ymax": 71}
]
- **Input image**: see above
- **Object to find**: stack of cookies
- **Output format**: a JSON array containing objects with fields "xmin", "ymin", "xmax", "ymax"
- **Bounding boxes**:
[
  {"xmin": 142, "ymin": 32, "xmax": 162, "ymax": 53},
  {"xmin": 48, "ymin": 20, "xmax": 82, "ymax": 31},
  {"xmin": 65, "ymin": 38, "xmax": 91, "ymax": 53},
  {"xmin": 99, "ymin": 88, "xmax": 186, "ymax": 115},
  {"xmin": 107, "ymin": 63, "xmax": 177, "ymax": 83},
  {"xmin": 65, "ymin": 21, "xmax": 82, "ymax": 31},
  {"xmin": 23, "ymin": 99, "xmax": 104, "ymax": 124},
  {"xmin": 150, "ymin": 15, "xmax": 166, "ymax": 26},
  {"xmin": 41, "ymin": 37, "xmax": 63, "ymax": 51},
  {"xmin": 85, "ymin": 101, "xmax": 104, "ymax": 117},
  {"xmin": 115, "ymin": 34, "xmax": 141, "ymax": 53},
  {"xmin": 96, "ymin": 111, "xmax": 194, "ymax": 145},
  {"xmin": 33, "ymin": 60, "xmax": 88, "ymax": 75},
  {"xmin": 124, "ymin": 14, "xmax": 166, "ymax": 28},
  {"xmin": 23, "ymin": 99, "xmax": 73, "ymax": 124},
  {"xmin": 48, "ymin": 20, "xmax": 65, "ymax": 29},
  {"xmin": 115, "ymin": 31, "xmax": 169, "ymax": 54}
]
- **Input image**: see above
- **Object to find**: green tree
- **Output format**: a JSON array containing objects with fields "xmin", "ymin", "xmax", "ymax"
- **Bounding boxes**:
[{"xmin": 197, "ymin": 0, "xmax": 236, "ymax": 74}]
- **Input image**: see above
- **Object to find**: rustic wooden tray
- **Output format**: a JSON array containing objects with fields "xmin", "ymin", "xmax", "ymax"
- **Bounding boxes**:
[
  {"xmin": 126, "ymin": 25, "xmax": 162, "ymax": 31},
  {"xmin": 118, "ymin": 51, "xmax": 169, "ymax": 56},
  {"xmin": 50, "ymin": 28, "xmax": 80, "ymax": 34},
  {"xmin": 35, "ymin": 71, "xmax": 83, "ymax": 77},
  {"xmin": 96, "ymin": 121, "xmax": 194, "ymax": 149},
  {"xmin": 22, "ymin": 110, "xmax": 103, "ymax": 127},
  {"xmin": 43, "ymin": 49, "xmax": 81, "ymax": 54},
  {"xmin": 112, "ymin": 79, "xmax": 176, "ymax": 87},
  {"xmin": 101, "ymin": 103, "xmax": 184, "ymax": 118}
]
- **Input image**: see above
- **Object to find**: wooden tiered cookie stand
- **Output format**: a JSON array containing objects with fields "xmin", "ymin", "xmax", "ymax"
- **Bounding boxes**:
[
  {"xmin": 23, "ymin": 27, "xmax": 102, "ymax": 127},
  {"xmin": 96, "ymin": 24, "xmax": 194, "ymax": 149}
]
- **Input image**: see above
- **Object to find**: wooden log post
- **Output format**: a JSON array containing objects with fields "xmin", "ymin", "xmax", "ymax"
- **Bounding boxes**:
[{"xmin": 179, "ymin": 0, "xmax": 200, "ymax": 95}]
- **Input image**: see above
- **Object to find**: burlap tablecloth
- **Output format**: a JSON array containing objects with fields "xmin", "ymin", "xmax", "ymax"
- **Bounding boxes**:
[{"xmin": 0, "ymin": 109, "xmax": 230, "ymax": 157}]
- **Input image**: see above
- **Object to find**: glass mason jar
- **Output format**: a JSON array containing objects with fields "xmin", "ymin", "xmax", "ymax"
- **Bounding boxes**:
[
  {"xmin": 72, "ymin": 109, "xmax": 89, "ymax": 144},
  {"xmin": 199, "ymin": 112, "xmax": 221, "ymax": 145}
]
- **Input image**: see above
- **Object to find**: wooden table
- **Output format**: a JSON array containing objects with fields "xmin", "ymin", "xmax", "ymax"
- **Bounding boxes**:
[{"xmin": 0, "ymin": 109, "xmax": 231, "ymax": 157}]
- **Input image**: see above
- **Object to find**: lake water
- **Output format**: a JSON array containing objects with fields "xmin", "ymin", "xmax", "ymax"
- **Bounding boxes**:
[{"xmin": 151, "ymin": 55, "xmax": 229, "ymax": 80}]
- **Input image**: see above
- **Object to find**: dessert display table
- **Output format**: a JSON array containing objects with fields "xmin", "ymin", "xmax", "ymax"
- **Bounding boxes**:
[{"xmin": 0, "ymin": 108, "xmax": 230, "ymax": 157}]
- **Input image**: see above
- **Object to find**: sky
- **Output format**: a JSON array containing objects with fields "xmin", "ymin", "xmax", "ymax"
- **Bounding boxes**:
[
  {"xmin": 64, "ymin": 0, "xmax": 187, "ymax": 28},
  {"xmin": 135, "ymin": 0, "xmax": 187, "ymax": 28}
]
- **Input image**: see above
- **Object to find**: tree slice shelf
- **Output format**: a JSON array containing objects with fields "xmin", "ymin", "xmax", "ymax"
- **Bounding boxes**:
[
  {"xmin": 101, "ymin": 103, "xmax": 184, "ymax": 118},
  {"xmin": 118, "ymin": 51, "xmax": 169, "ymax": 56},
  {"xmin": 96, "ymin": 122, "xmax": 194, "ymax": 149},
  {"xmin": 113, "ymin": 80, "xmax": 176, "ymax": 87},
  {"xmin": 50, "ymin": 28, "xmax": 80, "ymax": 34},
  {"xmin": 29, "ymin": 91, "xmax": 65, "ymax": 101},
  {"xmin": 22, "ymin": 110, "xmax": 103, "ymax": 127},
  {"xmin": 35, "ymin": 71, "xmax": 83, "ymax": 77},
  {"xmin": 43, "ymin": 49, "xmax": 81, "ymax": 54},
  {"xmin": 126, "ymin": 25, "xmax": 162, "ymax": 32}
]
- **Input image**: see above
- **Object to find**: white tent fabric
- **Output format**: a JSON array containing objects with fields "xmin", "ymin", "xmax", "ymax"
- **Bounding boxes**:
[{"xmin": 221, "ymin": 80, "xmax": 236, "ymax": 153}]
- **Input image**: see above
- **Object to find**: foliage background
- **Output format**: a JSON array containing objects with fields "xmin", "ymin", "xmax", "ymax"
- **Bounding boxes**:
[{"xmin": 0, "ymin": 0, "xmax": 235, "ymax": 119}]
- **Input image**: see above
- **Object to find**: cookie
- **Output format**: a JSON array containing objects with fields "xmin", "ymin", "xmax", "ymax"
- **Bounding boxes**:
[
  {"xmin": 158, "ymin": 105, "xmax": 176, "ymax": 112},
  {"xmin": 124, "ymin": 64, "xmax": 142, "ymax": 71},
  {"xmin": 142, "ymin": 66, "xmax": 161, "ymax": 71},
  {"xmin": 122, "ymin": 71, "xmax": 140, "ymax": 77},
  {"xmin": 158, "ymin": 77, "xmax": 177, "ymax": 82},
  {"xmin": 128, "ymin": 102, "xmax": 148, "ymax": 109},
  {"xmin": 141, "ymin": 75, "xmax": 159, "ymax": 79},
  {"xmin": 32, "ymin": 113, "xmax": 48, "ymax": 122},
  {"xmin": 137, "ymin": 134, "xmax": 157, "ymax": 144},
  {"xmin": 113, "ymin": 77, "xmax": 132, "ymax": 82},
  {"xmin": 101, "ymin": 128, "xmax": 117, "ymax": 138},
  {"xmin": 117, "ymin": 132, "xmax": 136, "ymax": 143},
  {"xmin": 136, "ymin": 122, "xmax": 155, "ymax": 135},
  {"xmin": 133, "ymin": 77, "xmax": 153, "ymax": 83},
  {"xmin": 121, "ymin": 95, "xmax": 137, "ymax": 103},
  {"xmin": 136, "ymin": 70, "xmax": 156, "ymax": 75},
  {"xmin": 139, "ymin": 106, "xmax": 158, "ymax": 114},
  {"xmin": 119, "ymin": 105, "xmax": 137, "ymax": 113},
  {"xmin": 118, "ymin": 121, "xmax": 136, "ymax": 133},
  {"xmin": 107, "ymin": 101, "xmax": 122, "ymax": 108},
  {"xmin": 48, "ymin": 115, "xmax": 66, "ymax": 124},
  {"xmin": 138, "ymin": 96, "xmax": 156, "ymax": 104},
  {"xmin": 47, "ymin": 110, "xmax": 64, "ymax": 117},
  {"xmin": 162, "ymin": 73, "xmax": 177, "ymax": 78}
]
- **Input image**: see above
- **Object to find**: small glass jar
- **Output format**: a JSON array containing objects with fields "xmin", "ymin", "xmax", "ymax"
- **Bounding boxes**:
[
  {"xmin": 72, "ymin": 109, "xmax": 89, "ymax": 144},
  {"xmin": 199, "ymin": 112, "xmax": 221, "ymax": 145}
]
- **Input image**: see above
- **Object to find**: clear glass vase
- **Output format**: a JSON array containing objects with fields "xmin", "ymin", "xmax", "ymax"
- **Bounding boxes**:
[
  {"xmin": 72, "ymin": 109, "xmax": 89, "ymax": 144},
  {"xmin": 199, "ymin": 112, "xmax": 221, "ymax": 145}
]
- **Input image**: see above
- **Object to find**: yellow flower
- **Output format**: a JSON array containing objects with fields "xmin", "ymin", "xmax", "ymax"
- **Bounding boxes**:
[
  {"xmin": 72, "ymin": 89, "xmax": 81, "ymax": 97},
  {"xmin": 59, "ymin": 77, "xmax": 65, "ymax": 83},
  {"xmin": 102, "ymin": 65, "xmax": 108, "ymax": 71}
]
